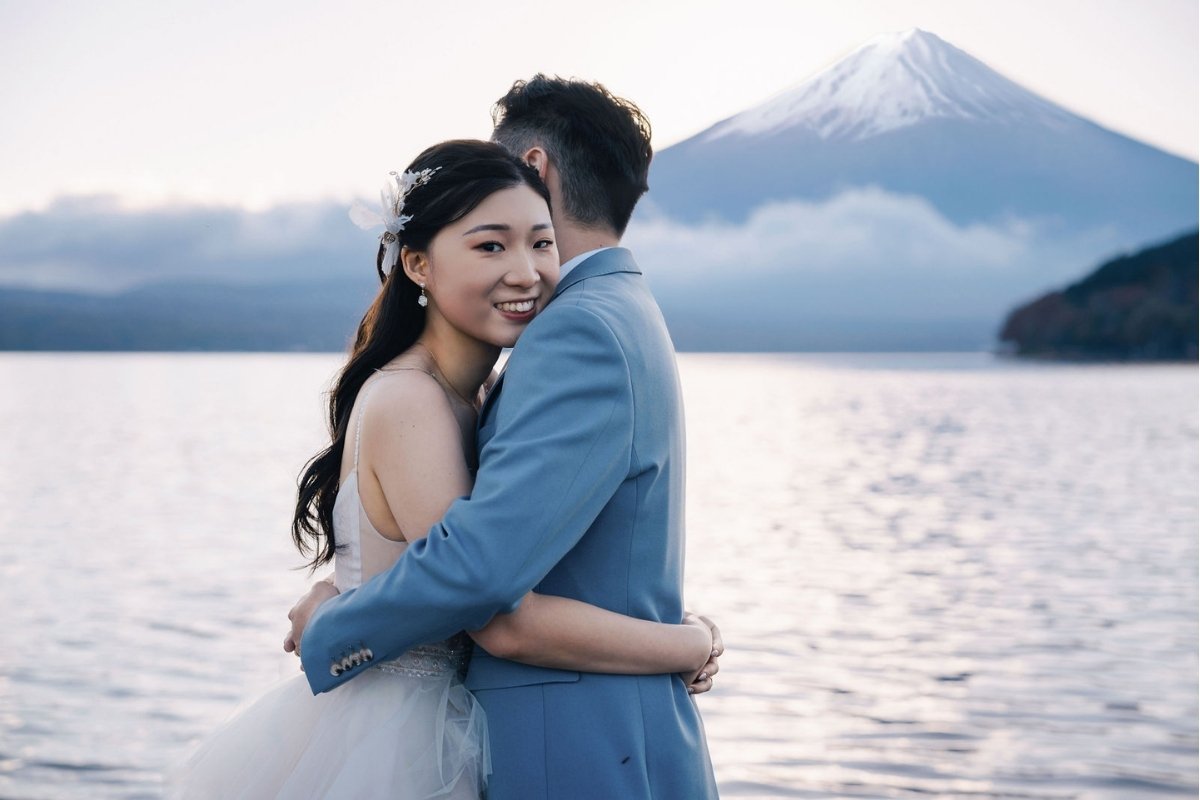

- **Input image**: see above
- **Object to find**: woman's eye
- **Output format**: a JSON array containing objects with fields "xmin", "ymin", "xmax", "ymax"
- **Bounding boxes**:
[
  {"xmin": 534, "ymin": 239, "xmax": 554, "ymax": 249},
  {"xmin": 477, "ymin": 242, "xmax": 503, "ymax": 253}
]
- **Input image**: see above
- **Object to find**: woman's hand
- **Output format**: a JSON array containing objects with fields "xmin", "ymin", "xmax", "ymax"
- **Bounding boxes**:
[
  {"xmin": 681, "ymin": 613, "xmax": 723, "ymax": 694},
  {"xmin": 283, "ymin": 579, "xmax": 341, "ymax": 669}
]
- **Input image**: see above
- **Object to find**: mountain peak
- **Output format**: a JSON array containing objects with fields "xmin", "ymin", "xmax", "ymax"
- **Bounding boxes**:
[
  {"xmin": 703, "ymin": 29, "xmax": 1076, "ymax": 143},
  {"xmin": 864, "ymin": 27, "xmax": 942, "ymax": 51}
]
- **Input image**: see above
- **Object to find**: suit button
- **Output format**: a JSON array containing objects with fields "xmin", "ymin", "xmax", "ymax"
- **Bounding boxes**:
[
  {"xmin": 330, "ymin": 663, "xmax": 343, "ymax": 677},
  {"xmin": 340, "ymin": 656, "xmax": 354, "ymax": 672},
  {"xmin": 362, "ymin": 648, "xmax": 373, "ymax": 662},
  {"xmin": 349, "ymin": 651, "xmax": 362, "ymax": 667}
]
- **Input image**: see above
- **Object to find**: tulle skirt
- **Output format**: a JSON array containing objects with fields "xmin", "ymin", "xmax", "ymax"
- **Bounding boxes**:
[{"xmin": 166, "ymin": 667, "xmax": 489, "ymax": 800}]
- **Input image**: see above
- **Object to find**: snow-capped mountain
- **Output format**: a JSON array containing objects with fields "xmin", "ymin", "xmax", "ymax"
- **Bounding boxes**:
[
  {"xmin": 704, "ymin": 29, "xmax": 1077, "ymax": 143},
  {"xmin": 643, "ymin": 28, "xmax": 1197, "ymax": 242}
]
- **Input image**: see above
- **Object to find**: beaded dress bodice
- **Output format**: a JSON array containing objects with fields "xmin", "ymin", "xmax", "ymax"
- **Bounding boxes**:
[{"xmin": 331, "ymin": 378, "xmax": 471, "ymax": 679}]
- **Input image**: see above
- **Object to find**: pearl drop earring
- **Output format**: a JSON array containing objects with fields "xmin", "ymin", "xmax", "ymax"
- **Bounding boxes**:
[{"xmin": 418, "ymin": 282, "xmax": 428, "ymax": 308}]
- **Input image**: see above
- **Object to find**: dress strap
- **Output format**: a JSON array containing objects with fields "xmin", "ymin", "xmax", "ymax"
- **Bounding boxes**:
[{"xmin": 353, "ymin": 380, "xmax": 384, "ymax": 473}]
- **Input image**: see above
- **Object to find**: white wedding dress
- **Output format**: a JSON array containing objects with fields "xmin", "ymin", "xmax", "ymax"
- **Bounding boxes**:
[{"xmin": 166, "ymin": 382, "xmax": 489, "ymax": 799}]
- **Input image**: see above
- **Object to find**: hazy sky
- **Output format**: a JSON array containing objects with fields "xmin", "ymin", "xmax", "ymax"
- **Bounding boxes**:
[{"xmin": 1, "ymin": 0, "xmax": 1196, "ymax": 214}]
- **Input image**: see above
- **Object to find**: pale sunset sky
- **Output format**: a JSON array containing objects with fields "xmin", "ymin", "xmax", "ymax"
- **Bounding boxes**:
[{"xmin": 0, "ymin": 0, "xmax": 1196, "ymax": 215}]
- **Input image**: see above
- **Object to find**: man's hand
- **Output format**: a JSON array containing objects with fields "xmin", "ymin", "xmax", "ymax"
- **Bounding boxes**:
[
  {"xmin": 283, "ymin": 578, "xmax": 341, "ymax": 668},
  {"xmin": 681, "ymin": 613, "xmax": 723, "ymax": 695}
]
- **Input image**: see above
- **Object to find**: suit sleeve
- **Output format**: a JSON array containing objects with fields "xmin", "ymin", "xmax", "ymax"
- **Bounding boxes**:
[{"xmin": 300, "ymin": 301, "xmax": 635, "ymax": 692}]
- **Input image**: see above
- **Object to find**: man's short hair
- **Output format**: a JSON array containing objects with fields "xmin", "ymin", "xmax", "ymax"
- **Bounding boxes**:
[{"xmin": 492, "ymin": 75, "xmax": 652, "ymax": 236}]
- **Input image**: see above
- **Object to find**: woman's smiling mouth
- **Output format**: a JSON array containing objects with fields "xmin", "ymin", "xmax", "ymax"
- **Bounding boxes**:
[{"xmin": 495, "ymin": 299, "xmax": 536, "ymax": 314}]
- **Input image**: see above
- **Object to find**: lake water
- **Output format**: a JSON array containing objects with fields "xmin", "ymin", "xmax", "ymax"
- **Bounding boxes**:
[{"xmin": 0, "ymin": 352, "xmax": 1195, "ymax": 799}]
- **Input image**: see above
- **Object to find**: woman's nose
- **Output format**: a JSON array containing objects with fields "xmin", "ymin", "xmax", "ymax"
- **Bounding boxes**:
[{"xmin": 505, "ymin": 250, "xmax": 540, "ymax": 286}]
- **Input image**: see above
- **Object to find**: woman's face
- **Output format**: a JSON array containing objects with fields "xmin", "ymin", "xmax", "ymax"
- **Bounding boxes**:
[{"xmin": 422, "ymin": 185, "xmax": 559, "ymax": 349}]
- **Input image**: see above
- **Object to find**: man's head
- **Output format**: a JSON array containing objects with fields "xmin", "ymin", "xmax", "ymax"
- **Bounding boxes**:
[{"xmin": 491, "ymin": 75, "xmax": 652, "ymax": 237}]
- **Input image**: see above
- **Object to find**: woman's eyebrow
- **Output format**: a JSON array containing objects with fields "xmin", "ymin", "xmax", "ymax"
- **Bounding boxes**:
[
  {"xmin": 463, "ymin": 223, "xmax": 510, "ymax": 235},
  {"xmin": 531, "ymin": 223, "xmax": 552, "ymax": 232}
]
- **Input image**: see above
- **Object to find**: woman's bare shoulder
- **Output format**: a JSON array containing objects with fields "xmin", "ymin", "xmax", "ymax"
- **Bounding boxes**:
[
  {"xmin": 360, "ymin": 369, "xmax": 455, "ymax": 429},
  {"xmin": 358, "ymin": 369, "xmax": 473, "ymax": 497},
  {"xmin": 362, "ymin": 369, "xmax": 451, "ymax": 417}
]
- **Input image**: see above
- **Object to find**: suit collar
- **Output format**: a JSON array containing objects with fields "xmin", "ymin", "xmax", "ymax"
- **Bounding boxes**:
[{"xmin": 552, "ymin": 247, "xmax": 640, "ymax": 299}]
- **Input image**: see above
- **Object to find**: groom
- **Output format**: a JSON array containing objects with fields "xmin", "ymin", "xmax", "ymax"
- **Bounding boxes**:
[{"xmin": 288, "ymin": 75, "xmax": 719, "ymax": 799}]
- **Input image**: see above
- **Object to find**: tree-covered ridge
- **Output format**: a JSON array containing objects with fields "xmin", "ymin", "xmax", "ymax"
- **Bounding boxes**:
[{"xmin": 1000, "ymin": 231, "xmax": 1198, "ymax": 360}]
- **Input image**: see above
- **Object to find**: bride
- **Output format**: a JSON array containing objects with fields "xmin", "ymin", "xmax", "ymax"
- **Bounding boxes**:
[{"xmin": 166, "ymin": 140, "xmax": 720, "ymax": 799}]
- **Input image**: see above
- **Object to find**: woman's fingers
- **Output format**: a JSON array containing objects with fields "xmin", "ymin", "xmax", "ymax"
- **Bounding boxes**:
[
  {"xmin": 683, "ymin": 614, "xmax": 722, "ymax": 695},
  {"xmin": 698, "ymin": 614, "xmax": 723, "ymax": 657}
]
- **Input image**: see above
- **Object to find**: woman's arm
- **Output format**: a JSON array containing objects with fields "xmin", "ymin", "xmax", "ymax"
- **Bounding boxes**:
[{"xmin": 358, "ymin": 372, "xmax": 720, "ymax": 681}]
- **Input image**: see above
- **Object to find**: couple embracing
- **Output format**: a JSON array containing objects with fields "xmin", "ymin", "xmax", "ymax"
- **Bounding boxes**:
[{"xmin": 169, "ymin": 76, "xmax": 721, "ymax": 800}]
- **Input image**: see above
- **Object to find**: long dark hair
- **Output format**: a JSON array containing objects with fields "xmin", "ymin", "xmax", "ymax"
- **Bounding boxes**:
[{"xmin": 292, "ymin": 139, "xmax": 551, "ymax": 570}]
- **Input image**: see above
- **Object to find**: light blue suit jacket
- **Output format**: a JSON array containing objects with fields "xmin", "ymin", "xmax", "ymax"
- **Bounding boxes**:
[{"xmin": 300, "ymin": 248, "xmax": 718, "ymax": 799}]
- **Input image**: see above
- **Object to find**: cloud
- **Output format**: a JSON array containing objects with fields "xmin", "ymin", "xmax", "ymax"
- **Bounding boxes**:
[
  {"xmin": 627, "ymin": 186, "xmax": 1078, "ymax": 281},
  {"xmin": 626, "ymin": 186, "xmax": 1128, "ymax": 319},
  {"xmin": 0, "ymin": 188, "xmax": 1127, "ymax": 323},
  {"xmin": 0, "ymin": 195, "xmax": 375, "ymax": 292}
]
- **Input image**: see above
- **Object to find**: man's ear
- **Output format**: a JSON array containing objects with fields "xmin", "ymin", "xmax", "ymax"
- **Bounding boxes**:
[
  {"xmin": 522, "ymin": 147, "xmax": 549, "ymax": 179},
  {"xmin": 400, "ymin": 247, "xmax": 429, "ymax": 287}
]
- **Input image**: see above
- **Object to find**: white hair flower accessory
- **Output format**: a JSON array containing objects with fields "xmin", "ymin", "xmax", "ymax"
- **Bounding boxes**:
[{"xmin": 349, "ymin": 167, "xmax": 441, "ymax": 277}]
